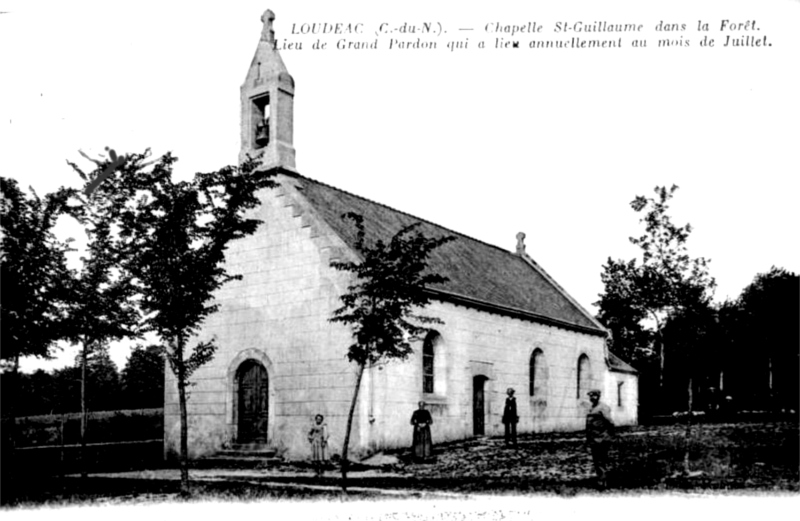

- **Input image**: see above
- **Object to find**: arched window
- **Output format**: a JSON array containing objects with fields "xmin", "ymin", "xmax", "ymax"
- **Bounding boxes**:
[
  {"xmin": 617, "ymin": 381, "xmax": 625, "ymax": 407},
  {"xmin": 529, "ymin": 349, "xmax": 548, "ymax": 397},
  {"xmin": 577, "ymin": 354, "xmax": 591, "ymax": 398},
  {"xmin": 422, "ymin": 332, "xmax": 437, "ymax": 394}
]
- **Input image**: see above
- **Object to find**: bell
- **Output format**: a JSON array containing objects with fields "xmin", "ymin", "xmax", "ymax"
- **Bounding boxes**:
[{"xmin": 255, "ymin": 122, "xmax": 269, "ymax": 147}]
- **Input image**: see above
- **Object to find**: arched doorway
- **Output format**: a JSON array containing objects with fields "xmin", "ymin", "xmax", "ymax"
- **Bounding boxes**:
[
  {"xmin": 236, "ymin": 360, "xmax": 268, "ymax": 444},
  {"xmin": 473, "ymin": 375, "xmax": 489, "ymax": 436}
]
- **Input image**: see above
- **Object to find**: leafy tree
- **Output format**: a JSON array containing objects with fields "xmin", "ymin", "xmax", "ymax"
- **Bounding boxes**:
[
  {"xmin": 18, "ymin": 347, "xmax": 124, "ymax": 416},
  {"xmin": 64, "ymin": 157, "xmax": 142, "ymax": 474},
  {"xmin": 1, "ymin": 178, "xmax": 74, "ymax": 501},
  {"xmin": 121, "ymin": 344, "xmax": 165, "ymax": 410},
  {"xmin": 13, "ymin": 370, "xmax": 60, "ymax": 416},
  {"xmin": 698, "ymin": 300, "xmax": 746, "ymax": 414},
  {"xmin": 329, "ymin": 213, "xmax": 453, "ymax": 488},
  {"xmin": 661, "ymin": 299, "xmax": 718, "ymax": 411},
  {"xmin": 0, "ymin": 178, "xmax": 73, "ymax": 373},
  {"xmin": 731, "ymin": 267, "xmax": 799, "ymax": 411},
  {"xmin": 70, "ymin": 344, "xmax": 123, "ymax": 413},
  {"xmin": 594, "ymin": 259, "xmax": 653, "ymax": 367},
  {"xmin": 662, "ymin": 297, "xmax": 719, "ymax": 476},
  {"xmin": 596, "ymin": 185, "xmax": 715, "ymax": 413},
  {"xmin": 103, "ymin": 152, "xmax": 275, "ymax": 495}
]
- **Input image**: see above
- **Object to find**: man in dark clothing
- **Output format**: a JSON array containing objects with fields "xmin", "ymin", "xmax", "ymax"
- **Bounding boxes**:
[
  {"xmin": 502, "ymin": 387, "xmax": 519, "ymax": 446},
  {"xmin": 585, "ymin": 389, "xmax": 615, "ymax": 488}
]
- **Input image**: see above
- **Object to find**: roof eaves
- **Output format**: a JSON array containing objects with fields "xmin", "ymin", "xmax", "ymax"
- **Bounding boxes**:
[
  {"xmin": 608, "ymin": 365, "xmax": 638, "ymax": 375},
  {"xmin": 425, "ymin": 287, "xmax": 607, "ymax": 337},
  {"xmin": 606, "ymin": 351, "xmax": 638, "ymax": 374}
]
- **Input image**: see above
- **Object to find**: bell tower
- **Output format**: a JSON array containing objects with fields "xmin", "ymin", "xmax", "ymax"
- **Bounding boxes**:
[{"xmin": 239, "ymin": 9, "xmax": 296, "ymax": 171}]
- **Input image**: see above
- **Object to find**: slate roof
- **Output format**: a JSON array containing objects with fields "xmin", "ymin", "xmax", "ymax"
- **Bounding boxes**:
[
  {"xmin": 607, "ymin": 351, "xmax": 638, "ymax": 374},
  {"xmin": 288, "ymin": 172, "xmax": 605, "ymax": 336}
]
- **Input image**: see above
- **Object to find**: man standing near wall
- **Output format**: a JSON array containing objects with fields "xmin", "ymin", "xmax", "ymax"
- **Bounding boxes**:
[
  {"xmin": 586, "ymin": 389, "xmax": 615, "ymax": 488},
  {"xmin": 502, "ymin": 388, "xmax": 519, "ymax": 447}
]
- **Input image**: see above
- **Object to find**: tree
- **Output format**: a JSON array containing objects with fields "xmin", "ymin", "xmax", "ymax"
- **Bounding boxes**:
[
  {"xmin": 662, "ymin": 297, "xmax": 719, "ymax": 476},
  {"xmin": 0, "ymin": 178, "xmax": 73, "ymax": 371},
  {"xmin": 1, "ymin": 178, "xmax": 73, "ymax": 501},
  {"xmin": 71, "ymin": 344, "xmax": 122, "ymax": 413},
  {"xmin": 20, "ymin": 347, "xmax": 124, "ymax": 417},
  {"xmin": 711, "ymin": 298, "xmax": 740, "ymax": 400},
  {"xmin": 64, "ymin": 157, "xmax": 142, "ymax": 475},
  {"xmin": 105, "ymin": 152, "xmax": 275, "ymax": 495},
  {"xmin": 594, "ymin": 258, "xmax": 654, "ymax": 367},
  {"xmin": 13, "ymin": 370, "xmax": 60, "ymax": 416},
  {"xmin": 329, "ymin": 213, "xmax": 453, "ymax": 489},
  {"xmin": 731, "ymin": 267, "xmax": 799, "ymax": 411},
  {"xmin": 595, "ymin": 185, "xmax": 716, "ymax": 475},
  {"xmin": 121, "ymin": 344, "xmax": 165, "ymax": 410},
  {"xmin": 661, "ymin": 299, "xmax": 718, "ymax": 411},
  {"xmin": 596, "ymin": 185, "xmax": 715, "ymax": 414}
]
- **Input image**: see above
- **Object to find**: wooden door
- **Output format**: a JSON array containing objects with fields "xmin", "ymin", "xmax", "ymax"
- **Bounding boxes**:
[
  {"xmin": 473, "ymin": 375, "xmax": 486, "ymax": 436},
  {"xmin": 237, "ymin": 361, "xmax": 268, "ymax": 444}
]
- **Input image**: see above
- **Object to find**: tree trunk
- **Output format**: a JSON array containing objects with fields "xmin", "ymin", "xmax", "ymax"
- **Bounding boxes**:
[
  {"xmin": 655, "ymin": 325, "xmax": 665, "ymax": 392},
  {"xmin": 767, "ymin": 355, "xmax": 774, "ymax": 411},
  {"xmin": 682, "ymin": 376, "xmax": 693, "ymax": 475},
  {"xmin": 80, "ymin": 341, "xmax": 88, "ymax": 479},
  {"xmin": 768, "ymin": 355, "xmax": 773, "ymax": 392},
  {"xmin": 653, "ymin": 328, "xmax": 667, "ymax": 415},
  {"xmin": 3, "ymin": 355, "xmax": 21, "ymax": 502},
  {"xmin": 341, "ymin": 361, "xmax": 366, "ymax": 492},
  {"xmin": 649, "ymin": 311, "xmax": 666, "ymax": 398},
  {"xmin": 177, "ymin": 338, "xmax": 190, "ymax": 496}
]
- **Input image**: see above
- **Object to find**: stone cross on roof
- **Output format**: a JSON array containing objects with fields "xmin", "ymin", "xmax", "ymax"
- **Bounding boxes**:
[
  {"xmin": 516, "ymin": 232, "xmax": 526, "ymax": 255},
  {"xmin": 261, "ymin": 9, "xmax": 276, "ymax": 42}
]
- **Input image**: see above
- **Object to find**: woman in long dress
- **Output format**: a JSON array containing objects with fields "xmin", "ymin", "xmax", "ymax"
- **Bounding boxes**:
[
  {"xmin": 308, "ymin": 414, "xmax": 328, "ymax": 476},
  {"xmin": 410, "ymin": 401, "xmax": 433, "ymax": 461}
]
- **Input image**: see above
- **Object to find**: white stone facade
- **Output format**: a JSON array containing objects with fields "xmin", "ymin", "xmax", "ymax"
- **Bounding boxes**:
[
  {"xmin": 164, "ymin": 10, "xmax": 637, "ymax": 461},
  {"xmin": 164, "ymin": 176, "xmax": 638, "ymax": 461},
  {"xmin": 604, "ymin": 369, "xmax": 639, "ymax": 426},
  {"xmin": 357, "ymin": 300, "xmax": 615, "ymax": 454}
]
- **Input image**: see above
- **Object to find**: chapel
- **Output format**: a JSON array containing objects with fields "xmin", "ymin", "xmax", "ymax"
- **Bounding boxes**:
[{"xmin": 163, "ymin": 10, "xmax": 638, "ymax": 461}]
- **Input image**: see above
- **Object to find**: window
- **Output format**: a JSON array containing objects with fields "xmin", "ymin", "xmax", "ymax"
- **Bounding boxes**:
[
  {"xmin": 617, "ymin": 381, "xmax": 624, "ymax": 407},
  {"xmin": 422, "ymin": 331, "xmax": 445, "ymax": 395},
  {"xmin": 529, "ymin": 349, "xmax": 547, "ymax": 397},
  {"xmin": 422, "ymin": 332, "xmax": 436, "ymax": 394},
  {"xmin": 577, "ymin": 354, "xmax": 591, "ymax": 398}
]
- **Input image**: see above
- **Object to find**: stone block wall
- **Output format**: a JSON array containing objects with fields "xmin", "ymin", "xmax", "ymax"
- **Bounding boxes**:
[
  {"xmin": 165, "ymin": 177, "xmax": 361, "ymax": 460},
  {"xmin": 604, "ymin": 370, "xmax": 639, "ymax": 426},
  {"xmin": 165, "ymin": 174, "xmax": 638, "ymax": 462},
  {"xmin": 363, "ymin": 300, "xmax": 628, "ymax": 451}
]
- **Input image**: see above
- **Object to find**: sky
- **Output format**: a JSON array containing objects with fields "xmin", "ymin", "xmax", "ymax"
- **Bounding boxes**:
[{"xmin": 1, "ymin": 0, "xmax": 798, "ymax": 374}]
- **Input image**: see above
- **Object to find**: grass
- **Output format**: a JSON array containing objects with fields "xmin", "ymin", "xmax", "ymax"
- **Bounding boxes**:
[
  {"xmin": 6, "ymin": 478, "xmax": 386, "ymax": 507},
  {"xmin": 3, "ymin": 420, "xmax": 797, "ymax": 507}
]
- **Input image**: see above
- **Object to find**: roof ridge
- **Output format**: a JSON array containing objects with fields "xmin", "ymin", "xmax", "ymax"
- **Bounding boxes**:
[{"xmin": 290, "ymin": 172, "xmax": 522, "ymax": 259}]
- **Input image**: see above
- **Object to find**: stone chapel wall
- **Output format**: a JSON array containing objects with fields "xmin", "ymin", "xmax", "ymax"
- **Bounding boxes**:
[
  {"xmin": 363, "ymin": 300, "xmax": 614, "ymax": 452},
  {"xmin": 164, "ymin": 179, "xmax": 359, "ymax": 460}
]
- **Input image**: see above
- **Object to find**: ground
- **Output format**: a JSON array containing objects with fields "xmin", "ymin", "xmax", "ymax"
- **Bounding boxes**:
[{"xmin": 3, "ymin": 420, "xmax": 798, "ymax": 507}]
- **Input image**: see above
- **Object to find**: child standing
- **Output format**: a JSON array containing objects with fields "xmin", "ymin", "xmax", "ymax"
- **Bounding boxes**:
[{"xmin": 308, "ymin": 414, "xmax": 329, "ymax": 477}]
